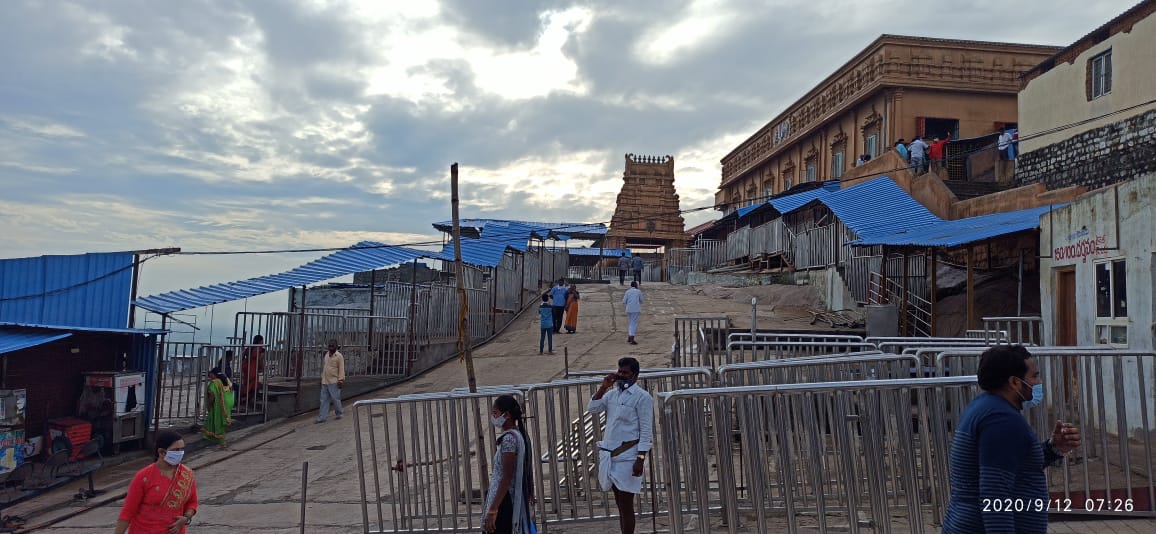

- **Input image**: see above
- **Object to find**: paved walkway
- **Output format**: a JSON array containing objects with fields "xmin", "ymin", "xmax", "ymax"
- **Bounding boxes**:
[{"xmin": 8, "ymin": 283, "xmax": 1156, "ymax": 533}]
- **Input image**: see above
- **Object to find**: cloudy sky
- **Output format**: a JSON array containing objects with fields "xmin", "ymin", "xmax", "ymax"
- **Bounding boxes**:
[{"xmin": 0, "ymin": 0, "xmax": 1135, "ymax": 333}]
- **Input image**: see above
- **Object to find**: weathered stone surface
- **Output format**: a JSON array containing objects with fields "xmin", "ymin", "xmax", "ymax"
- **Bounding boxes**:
[{"xmin": 1016, "ymin": 109, "xmax": 1156, "ymax": 190}]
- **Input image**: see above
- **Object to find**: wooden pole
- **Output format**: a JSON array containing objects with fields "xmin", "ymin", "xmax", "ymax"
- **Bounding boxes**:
[
  {"xmin": 407, "ymin": 258, "xmax": 418, "ymax": 375},
  {"xmin": 450, "ymin": 163, "xmax": 478, "ymax": 393},
  {"xmin": 966, "ymin": 247, "xmax": 975, "ymax": 331}
]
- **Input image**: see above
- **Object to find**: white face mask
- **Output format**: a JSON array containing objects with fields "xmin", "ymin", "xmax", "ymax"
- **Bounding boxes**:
[
  {"xmin": 163, "ymin": 450, "xmax": 185, "ymax": 466},
  {"xmin": 490, "ymin": 414, "xmax": 506, "ymax": 429}
]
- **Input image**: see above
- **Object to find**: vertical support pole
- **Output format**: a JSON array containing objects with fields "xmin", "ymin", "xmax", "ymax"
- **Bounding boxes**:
[
  {"xmin": 293, "ymin": 285, "xmax": 307, "ymax": 413},
  {"xmin": 517, "ymin": 253, "xmax": 525, "ymax": 311},
  {"xmin": 490, "ymin": 266, "xmax": 498, "ymax": 336},
  {"xmin": 929, "ymin": 247, "xmax": 938, "ymax": 337},
  {"xmin": 1017, "ymin": 249, "xmax": 1024, "ymax": 317},
  {"xmin": 901, "ymin": 248, "xmax": 910, "ymax": 336},
  {"xmin": 151, "ymin": 314, "xmax": 169, "ymax": 440},
  {"xmin": 597, "ymin": 241, "xmax": 605, "ymax": 281},
  {"xmin": 750, "ymin": 297, "xmax": 758, "ymax": 338},
  {"xmin": 879, "ymin": 246, "xmax": 889, "ymax": 304},
  {"xmin": 369, "ymin": 268, "xmax": 377, "ymax": 351},
  {"xmin": 300, "ymin": 461, "xmax": 309, "ymax": 534},
  {"xmin": 966, "ymin": 247, "xmax": 976, "ymax": 331},
  {"xmin": 407, "ymin": 258, "xmax": 418, "ymax": 375},
  {"xmin": 128, "ymin": 253, "xmax": 141, "ymax": 328},
  {"xmin": 450, "ymin": 163, "xmax": 478, "ymax": 393}
]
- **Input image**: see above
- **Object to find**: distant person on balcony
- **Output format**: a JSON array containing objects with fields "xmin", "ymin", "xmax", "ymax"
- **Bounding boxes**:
[
  {"xmin": 894, "ymin": 139, "xmax": 909, "ymax": 163},
  {"xmin": 942, "ymin": 345, "xmax": 1081, "ymax": 534},
  {"xmin": 617, "ymin": 253, "xmax": 629, "ymax": 286},
  {"xmin": 855, "ymin": 154, "xmax": 871, "ymax": 167},
  {"xmin": 909, "ymin": 136, "xmax": 930, "ymax": 174},
  {"xmin": 239, "ymin": 335, "xmax": 265, "ymax": 406},
  {"xmin": 630, "ymin": 255, "xmax": 644, "ymax": 284},
  {"xmin": 538, "ymin": 294, "xmax": 554, "ymax": 354},
  {"xmin": 998, "ymin": 128, "xmax": 1013, "ymax": 161},
  {"xmin": 549, "ymin": 279, "xmax": 569, "ymax": 334},
  {"xmin": 930, "ymin": 134, "xmax": 951, "ymax": 174},
  {"xmin": 315, "ymin": 339, "xmax": 345, "ymax": 424},
  {"xmin": 622, "ymin": 281, "xmax": 643, "ymax": 345}
]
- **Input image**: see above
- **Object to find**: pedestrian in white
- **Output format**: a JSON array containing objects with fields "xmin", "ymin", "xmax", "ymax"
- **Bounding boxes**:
[
  {"xmin": 316, "ymin": 339, "xmax": 345, "ymax": 423},
  {"xmin": 622, "ymin": 281, "xmax": 643, "ymax": 345},
  {"xmin": 587, "ymin": 357, "xmax": 652, "ymax": 534}
]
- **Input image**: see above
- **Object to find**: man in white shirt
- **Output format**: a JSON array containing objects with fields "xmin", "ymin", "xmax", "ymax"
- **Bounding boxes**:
[
  {"xmin": 909, "ymin": 136, "xmax": 930, "ymax": 174},
  {"xmin": 998, "ymin": 128, "xmax": 1013, "ymax": 161},
  {"xmin": 622, "ymin": 281, "xmax": 643, "ymax": 345},
  {"xmin": 587, "ymin": 357, "xmax": 653, "ymax": 534}
]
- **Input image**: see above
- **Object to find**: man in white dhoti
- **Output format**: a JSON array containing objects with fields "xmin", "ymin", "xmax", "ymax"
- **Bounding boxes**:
[{"xmin": 586, "ymin": 357, "xmax": 653, "ymax": 534}]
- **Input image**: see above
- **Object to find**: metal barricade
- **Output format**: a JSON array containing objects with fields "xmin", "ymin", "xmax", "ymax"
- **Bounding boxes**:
[
  {"xmin": 198, "ymin": 343, "xmax": 268, "ymax": 419},
  {"xmin": 716, "ymin": 353, "xmax": 921, "ymax": 387},
  {"xmin": 935, "ymin": 349, "xmax": 1156, "ymax": 515},
  {"xmin": 524, "ymin": 368, "xmax": 715, "ymax": 530},
  {"xmin": 724, "ymin": 341, "xmax": 878, "ymax": 365},
  {"xmin": 727, "ymin": 332, "xmax": 865, "ymax": 345},
  {"xmin": 353, "ymin": 389, "xmax": 524, "ymax": 533},
  {"xmin": 659, "ymin": 376, "xmax": 978, "ymax": 534},
  {"xmin": 673, "ymin": 317, "xmax": 729, "ymax": 367},
  {"xmin": 982, "ymin": 316, "xmax": 1042, "ymax": 345},
  {"xmin": 156, "ymin": 341, "xmax": 209, "ymax": 429}
]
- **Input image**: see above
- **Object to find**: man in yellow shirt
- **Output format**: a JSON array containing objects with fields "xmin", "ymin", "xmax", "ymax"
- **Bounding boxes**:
[{"xmin": 316, "ymin": 339, "xmax": 345, "ymax": 423}]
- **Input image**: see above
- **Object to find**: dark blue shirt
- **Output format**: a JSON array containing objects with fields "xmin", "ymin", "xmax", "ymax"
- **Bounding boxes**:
[{"xmin": 943, "ymin": 393, "xmax": 1061, "ymax": 534}]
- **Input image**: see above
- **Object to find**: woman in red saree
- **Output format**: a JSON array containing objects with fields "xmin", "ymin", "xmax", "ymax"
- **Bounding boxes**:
[
  {"xmin": 239, "ymin": 334, "xmax": 266, "ymax": 405},
  {"xmin": 116, "ymin": 431, "xmax": 198, "ymax": 533}
]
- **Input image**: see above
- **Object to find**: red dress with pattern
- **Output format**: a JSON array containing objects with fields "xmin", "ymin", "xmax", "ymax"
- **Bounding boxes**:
[{"xmin": 118, "ymin": 463, "xmax": 198, "ymax": 533}]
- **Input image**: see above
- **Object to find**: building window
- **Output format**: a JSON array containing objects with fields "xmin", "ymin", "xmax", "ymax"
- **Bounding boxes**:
[
  {"xmin": 805, "ymin": 161, "xmax": 817, "ymax": 182},
  {"xmin": 1094, "ymin": 258, "xmax": 1127, "ymax": 345},
  {"xmin": 832, "ymin": 151, "xmax": 845, "ymax": 179},
  {"xmin": 865, "ymin": 135, "xmax": 878, "ymax": 158},
  {"xmin": 1089, "ymin": 49, "xmax": 1112, "ymax": 100},
  {"xmin": 763, "ymin": 180, "xmax": 774, "ymax": 198}
]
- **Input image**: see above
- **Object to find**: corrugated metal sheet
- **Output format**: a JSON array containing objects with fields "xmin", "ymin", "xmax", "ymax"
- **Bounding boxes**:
[
  {"xmin": 134, "ymin": 242, "xmax": 435, "ymax": 314},
  {"xmin": 564, "ymin": 248, "xmax": 631, "ymax": 257},
  {"xmin": 736, "ymin": 182, "xmax": 842, "ymax": 219},
  {"xmin": 785, "ymin": 177, "xmax": 942, "ymax": 240},
  {"xmin": 431, "ymin": 219, "xmax": 607, "ymax": 240},
  {"xmin": 852, "ymin": 205, "xmax": 1060, "ymax": 247},
  {"xmin": 0, "ymin": 322, "xmax": 167, "ymax": 335},
  {"xmin": 0, "ymin": 252, "xmax": 135, "ymax": 329},
  {"xmin": 0, "ymin": 327, "xmax": 72, "ymax": 355},
  {"xmin": 436, "ymin": 234, "xmax": 527, "ymax": 268}
]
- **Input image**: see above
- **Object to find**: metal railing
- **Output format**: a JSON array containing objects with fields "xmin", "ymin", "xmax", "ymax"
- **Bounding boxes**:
[
  {"xmin": 723, "ymin": 341, "xmax": 879, "ymax": 366},
  {"xmin": 726, "ymin": 332, "xmax": 865, "ymax": 345},
  {"xmin": 934, "ymin": 348, "xmax": 1156, "ymax": 516},
  {"xmin": 982, "ymin": 316, "xmax": 1043, "ymax": 345},
  {"xmin": 658, "ymin": 376, "xmax": 979, "ymax": 533},
  {"xmin": 352, "ymin": 368, "xmax": 715, "ymax": 533},
  {"xmin": 726, "ymin": 226, "xmax": 752, "ymax": 261},
  {"xmin": 672, "ymin": 317, "xmax": 730, "ymax": 368}
]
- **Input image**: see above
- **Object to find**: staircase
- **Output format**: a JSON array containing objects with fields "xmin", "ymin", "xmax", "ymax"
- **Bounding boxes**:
[{"xmin": 943, "ymin": 180, "xmax": 1009, "ymax": 200}]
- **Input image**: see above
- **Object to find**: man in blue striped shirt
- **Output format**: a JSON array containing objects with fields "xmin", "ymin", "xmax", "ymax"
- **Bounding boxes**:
[{"xmin": 943, "ymin": 345, "xmax": 1081, "ymax": 533}]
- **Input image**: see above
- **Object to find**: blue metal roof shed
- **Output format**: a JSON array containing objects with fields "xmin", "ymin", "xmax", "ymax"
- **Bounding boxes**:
[
  {"xmin": 432, "ymin": 219, "xmax": 607, "ymax": 241},
  {"xmin": 0, "ymin": 252, "xmax": 135, "ymax": 329},
  {"xmin": 0, "ymin": 327, "xmax": 72, "ymax": 355},
  {"xmin": 783, "ymin": 177, "xmax": 942, "ymax": 240},
  {"xmin": 135, "ymin": 242, "xmax": 437, "ymax": 314},
  {"xmin": 735, "ymin": 182, "xmax": 842, "ymax": 219},
  {"xmin": 852, "ymin": 205, "xmax": 1060, "ymax": 248}
]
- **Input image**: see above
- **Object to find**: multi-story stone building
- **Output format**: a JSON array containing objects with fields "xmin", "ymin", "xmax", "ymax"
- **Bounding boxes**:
[
  {"xmin": 716, "ymin": 35, "xmax": 1060, "ymax": 213},
  {"xmin": 1015, "ymin": 0, "xmax": 1156, "ymax": 191}
]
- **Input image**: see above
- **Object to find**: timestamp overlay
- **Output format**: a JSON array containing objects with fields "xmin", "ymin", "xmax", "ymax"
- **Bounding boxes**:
[{"xmin": 982, "ymin": 497, "xmax": 1136, "ymax": 513}]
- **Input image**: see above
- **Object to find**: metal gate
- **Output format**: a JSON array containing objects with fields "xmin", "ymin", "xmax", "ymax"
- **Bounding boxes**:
[{"xmin": 672, "ymin": 317, "xmax": 730, "ymax": 368}]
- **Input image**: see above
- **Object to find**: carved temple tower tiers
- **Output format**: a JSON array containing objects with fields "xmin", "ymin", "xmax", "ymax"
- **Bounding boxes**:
[{"xmin": 604, "ymin": 153, "xmax": 688, "ymax": 251}]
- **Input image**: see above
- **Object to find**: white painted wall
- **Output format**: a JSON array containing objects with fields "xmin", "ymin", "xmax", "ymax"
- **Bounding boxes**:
[
  {"xmin": 1039, "ymin": 173, "xmax": 1156, "ymax": 435},
  {"xmin": 1019, "ymin": 12, "xmax": 1156, "ymax": 153}
]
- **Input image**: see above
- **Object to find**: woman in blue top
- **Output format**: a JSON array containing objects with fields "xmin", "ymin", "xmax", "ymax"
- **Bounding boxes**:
[{"xmin": 538, "ymin": 294, "xmax": 554, "ymax": 354}]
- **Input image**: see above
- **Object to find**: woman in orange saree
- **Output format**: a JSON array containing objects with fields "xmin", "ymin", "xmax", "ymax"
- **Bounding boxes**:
[
  {"xmin": 116, "ymin": 431, "xmax": 198, "ymax": 533},
  {"xmin": 239, "ymin": 335, "xmax": 265, "ymax": 405},
  {"xmin": 563, "ymin": 285, "xmax": 580, "ymax": 333}
]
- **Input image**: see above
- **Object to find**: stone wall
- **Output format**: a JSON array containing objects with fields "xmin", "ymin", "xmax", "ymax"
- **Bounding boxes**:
[{"xmin": 1015, "ymin": 109, "xmax": 1156, "ymax": 190}]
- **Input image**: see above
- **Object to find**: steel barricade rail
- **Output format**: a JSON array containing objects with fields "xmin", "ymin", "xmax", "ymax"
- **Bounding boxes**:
[
  {"xmin": 716, "ymin": 353, "xmax": 922, "ymax": 387},
  {"xmin": 724, "ymin": 341, "xmax": 878, "ymax": 365},
  {"xmin": 353, "ymin": 389, "xmax": 524, "ymax": 533},
  {"xmin": 935, "ymin": 349, "xmax": 1156, "ymax": 516},
  {"xmin": 659, "ymin": 376, "xmax": 979, "ymax": 534},
  {"xmin": 673, "ymin": 317, "xmax": 729, "ymax": 368},
  {"xmin": 727, "ymin": 332, "xmax": 865, "ymax": 344},
  {"xmin": 523, "ymin": 368, "xmax": 715, "ymax": 531}
]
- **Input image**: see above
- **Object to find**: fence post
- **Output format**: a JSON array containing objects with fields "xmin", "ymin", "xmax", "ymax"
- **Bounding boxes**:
[{"xmin": 300, "ymin": 461, "xmax": 309, "ymax": 534}]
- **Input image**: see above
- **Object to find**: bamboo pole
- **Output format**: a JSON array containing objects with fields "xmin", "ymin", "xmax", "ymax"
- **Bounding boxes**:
[{"xmin": 450, "ymin": 163, "xmax": 478, "ymax": 392}]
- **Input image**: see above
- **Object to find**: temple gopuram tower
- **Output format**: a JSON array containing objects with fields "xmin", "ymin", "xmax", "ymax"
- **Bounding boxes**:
[{"xmin": 604, "ymin": 153, "xmax": 688, "ymax": 251}]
